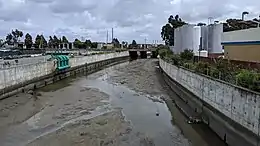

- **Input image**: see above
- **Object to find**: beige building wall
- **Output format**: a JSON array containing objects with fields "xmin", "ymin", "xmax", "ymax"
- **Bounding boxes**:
[{"xmin": 224, "ymin": 45, "xmax": 260, "ymax": 62}]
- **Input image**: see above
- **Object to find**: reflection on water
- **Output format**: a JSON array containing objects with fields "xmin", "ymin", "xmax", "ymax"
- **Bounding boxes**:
[{"xmin": 82, "ymin": 72, "xmax": 191, "ymax": 146}]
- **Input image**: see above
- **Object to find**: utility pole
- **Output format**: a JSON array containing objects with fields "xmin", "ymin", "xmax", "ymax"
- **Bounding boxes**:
[
  {"xmin": 144, "ymin": 38, "xmax": 147, "ymax": 49},
  {"xmin": 259, "ymin": 15, "xmax": 260, "ymax": 28},
  {"xmin": 242, "ymin": 11, "xmax": 249, "ymax": 21},
  {"xmin": 106, "ymin": 30, "xmax": 108, "ymax": 44},
  {"xmin": 112, "ymin": 28, "xmax": 114, "ymax": 41}
]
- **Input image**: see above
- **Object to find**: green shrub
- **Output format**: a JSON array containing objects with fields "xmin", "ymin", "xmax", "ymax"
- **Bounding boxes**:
[
  {"xmin": 183, "ymin": 62, "xmax": 195, "ymax": 70},
  {"xmin": 159, "ymin": 48, "xmax": 260, "ymax": 92},
  {"xmin": 194, "ymin": 62, "xmax": 210, "ymax": 74},
  {"xmin": 171, "ymin": 54, "xmax": 182, "ymax": 66},
  {"xmin": 180, "ymin": 49, "xmax": 193, "ymax": 61},
  {"xmin": 236, "ymin": 70, "xmax": 260, "ymax": 92},
  {"xmin": 158, "ymin": 46, "xmax": 171, "ymax": 59},
  {"xmin": 209, "ymin": 67, "xmax": 219, "ymax": 78}
]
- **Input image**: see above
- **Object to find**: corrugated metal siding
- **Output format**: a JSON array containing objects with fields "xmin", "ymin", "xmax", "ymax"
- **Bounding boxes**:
[{"xmin": 222, "ymin": 27, "xmax": 260, "ymax": 43}]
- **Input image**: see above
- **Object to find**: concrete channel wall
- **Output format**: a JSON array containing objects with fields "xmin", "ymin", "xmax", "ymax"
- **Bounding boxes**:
[
  {"xmin": 159, "ymin": 58, "xmax": 260, "ymax": 146},
  {"xmin": 0, "ymin": 52, "xmax": 129, "ymax": 99}
]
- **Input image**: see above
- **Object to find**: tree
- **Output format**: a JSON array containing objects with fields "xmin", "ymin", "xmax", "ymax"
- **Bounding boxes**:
[
  {"xmin": 48, "ymin": 36, "xmax": 54, "ymax": 48},
  {"xmin": 11, "ymin": 29, "xmax": 23, "ymax": 44},
  {"xmin": 84, "ymin": 39, "xmax": 92, "ymax": 48},
  {"xmin": 73, "ymin": 38, "xmax": 82, "ymax": 49},
  {"xmin": 40, "ymin": 35, "xmax": 47, "ymax": 48},
  {"xmin": 53, "ymin": 35, "xmax": 60, "ymax": 48},
  {"xmin": 24, "ymin": 33, "xmax": 33, "ymax": 49},
  {"xmin": 62, "ymin": 36, "xmax": 69, "ymax": 48},
  {"xmin": 6, "ymin": 34, "xmax": 13, "ymax": 45},
  {"xmin": 197, "ymin": 22, "xmax": 206, "ymax": 26},
  {"xmin": 5, "ymin": 29, "xmax": 23, "ymax": 46},
  {"xmin": 62, "ymin": 36, "xmax": 69, "ymax": 43},
  {"xmin": 112, "ymin": 38, "xmax": 120, "ymax": 48},
  {"xmin": 131, "ymin": 40, "xmax": 137, "ymax": 48},
  {"xmin": 161, "ymin": 15, "xmax": 186, "ymax": 46},
  {"xmin": 34, "ymin": 35, "xmax": 41, "ymax": 48},
  {"xmin": 0, "ymin": 39, "xmax": 5, "ymax": 47},
  {"xmin": 91, "ymin": 42, "xmax": 98, "ymax": 48},
  {"xmin": 122, "ymin": 41, "xmax": 128, "ymax": 48},
  {"xmin": 223, "ymin": 18, "xmax": 260, "ymax": 32}
]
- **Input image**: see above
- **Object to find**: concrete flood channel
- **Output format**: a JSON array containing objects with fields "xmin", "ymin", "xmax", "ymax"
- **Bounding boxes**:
[{"xmin": 0, "ymin": 59, "xmax": 226, "ymax": 146}]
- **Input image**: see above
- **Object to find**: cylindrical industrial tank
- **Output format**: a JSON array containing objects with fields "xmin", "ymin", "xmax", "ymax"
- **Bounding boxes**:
[
  {"xmin": 212, "ymin": 23, "xmax": 223, "ymax": 53},
  {"xmin": 207, "ymin": 24, "xmax": 214, "ymax": 53},
  {"xmin": 193, "ymin": 26, "xmax": 201, "ymax": 52},
  {"xmin": 181, "ymin": 24, "xmax": 194, "ymax": 52},
  {"xmin": 201, "ymin": 26, "xmax": 208, "ymax": 50},
  {"xmin": 174, "ymin": 27, "xmax": 180, "ymax": 53}
]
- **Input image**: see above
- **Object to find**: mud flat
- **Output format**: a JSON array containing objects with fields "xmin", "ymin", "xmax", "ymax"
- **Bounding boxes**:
[{"xmin": 0, "ymin": 59, "xmax": 225, "ymax": 146}]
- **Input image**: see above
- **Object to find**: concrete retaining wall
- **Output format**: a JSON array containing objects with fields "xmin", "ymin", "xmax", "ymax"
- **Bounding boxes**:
[
  {"xmin": 70, "ymin": 52, "xmax": 128, "ymax": 67},
  {"xmin": 0, "ymin": 52, "xmax": 129, "ymax": 99},
  {"xmin": 159, "ymin": 58, "xmax": 260, "ymax": 146}
]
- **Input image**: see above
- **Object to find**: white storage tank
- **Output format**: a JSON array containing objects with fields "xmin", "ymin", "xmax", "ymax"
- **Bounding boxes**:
[
  {"xmin": 207, "ymin": 23, "xmax": 223, "ymax": 53},
  {"xmin": 193, "ymin": 26, "xmax": 201, "ymax": 52},
  {"xmin": 207, "ymin": 24, "xmax": 214, "ymax": 53},
  {"xmin": 174, "ymin": 27, "xmax": 182, "ymax": 53},
  {"xmin": 201, "ymin": 26, "xmax": 208, "ymax": 50},
  {"xmin": 174, "ymin": 24, "xmax": 203, "ymax": 53},
  {"xmin": 212, "ymin": 23, "xmax": 223, "ymax": 53},
  {"xmin": 181, "ymin": 25, "xmax": 195, "ymax": 52}
]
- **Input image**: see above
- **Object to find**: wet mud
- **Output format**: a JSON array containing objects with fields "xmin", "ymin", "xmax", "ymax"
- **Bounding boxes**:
[{"xmin": 0, "ymin": 59, "xmax": 225, "ymax": 146}]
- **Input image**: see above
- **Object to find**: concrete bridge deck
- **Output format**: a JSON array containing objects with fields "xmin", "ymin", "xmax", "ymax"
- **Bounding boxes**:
[{"xmin": 128, "ymin": 48, "xmax": 157, "ymax": 52}]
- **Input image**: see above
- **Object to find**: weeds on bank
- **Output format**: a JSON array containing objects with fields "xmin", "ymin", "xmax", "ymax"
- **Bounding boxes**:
[{"xmin": 158, "ymin": 46, "xmax": 260, "ymax": 92}]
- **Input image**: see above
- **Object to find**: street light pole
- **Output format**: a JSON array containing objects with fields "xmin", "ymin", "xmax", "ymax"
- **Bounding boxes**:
[
  {"xmin": 242, "ymin": 11, "xmax": 249, "ymax": 21},
  {"xmin": 144, "ymin": 38, "xmax": 147, "ymax": 49},
  {"xmin": 259, "ymin": 15, "xmax": 260, "ymax": 27}
]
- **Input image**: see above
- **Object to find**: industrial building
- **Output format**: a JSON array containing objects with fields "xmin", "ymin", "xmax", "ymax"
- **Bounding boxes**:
[
  {"xmin": 222, "ymin": 27, "xmax": 260, "ymax": 62},
  {"xmin": 173, "ymin": 23, "xmax": 223, "ymax": 57}
]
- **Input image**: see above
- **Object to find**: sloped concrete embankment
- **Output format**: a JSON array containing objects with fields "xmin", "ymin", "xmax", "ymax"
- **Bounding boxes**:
[
  {"xmin": 0, "ymin": 52, "xmax": 129, "ymax": 100},
  {"xmin": 159, "ymin": 58, "xmax": 260, "ymax": 146}
]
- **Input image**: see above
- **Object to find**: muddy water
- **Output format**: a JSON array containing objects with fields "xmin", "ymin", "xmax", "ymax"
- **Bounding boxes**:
[{"xmin": 0, "ymin": 59, "xmax": 226, "ymax": 146}]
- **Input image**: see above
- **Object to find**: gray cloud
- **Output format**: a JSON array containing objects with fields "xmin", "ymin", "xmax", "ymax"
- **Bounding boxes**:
[
  {"xmin": 0, "ymin": 9, "xmax": 28, "ymax": 22},
  {"xmin": 49, "ymin": 0, "xmax": 96, "ymax": 14},
  {"xmin": 0, "ymin": 0, "xmax": 260, "ymax": 43},
  {"xmin": 26, "ymin": 0, "xmax": 54, "ymax": 3}
]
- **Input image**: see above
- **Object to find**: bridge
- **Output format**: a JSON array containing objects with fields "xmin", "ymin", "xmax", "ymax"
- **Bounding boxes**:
[
  {"xmin": 128, "ymin": 47, "xmax": 157, "ymax": 52},
  {"xmin": 128, "ymin": 47, "xmax": 158, "ymax": 59}
]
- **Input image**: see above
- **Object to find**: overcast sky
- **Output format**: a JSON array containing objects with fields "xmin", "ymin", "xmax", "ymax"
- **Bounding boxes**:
[{"xmin": 0, "ymin": 0, "xmax": 259, "ymax": 43}]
